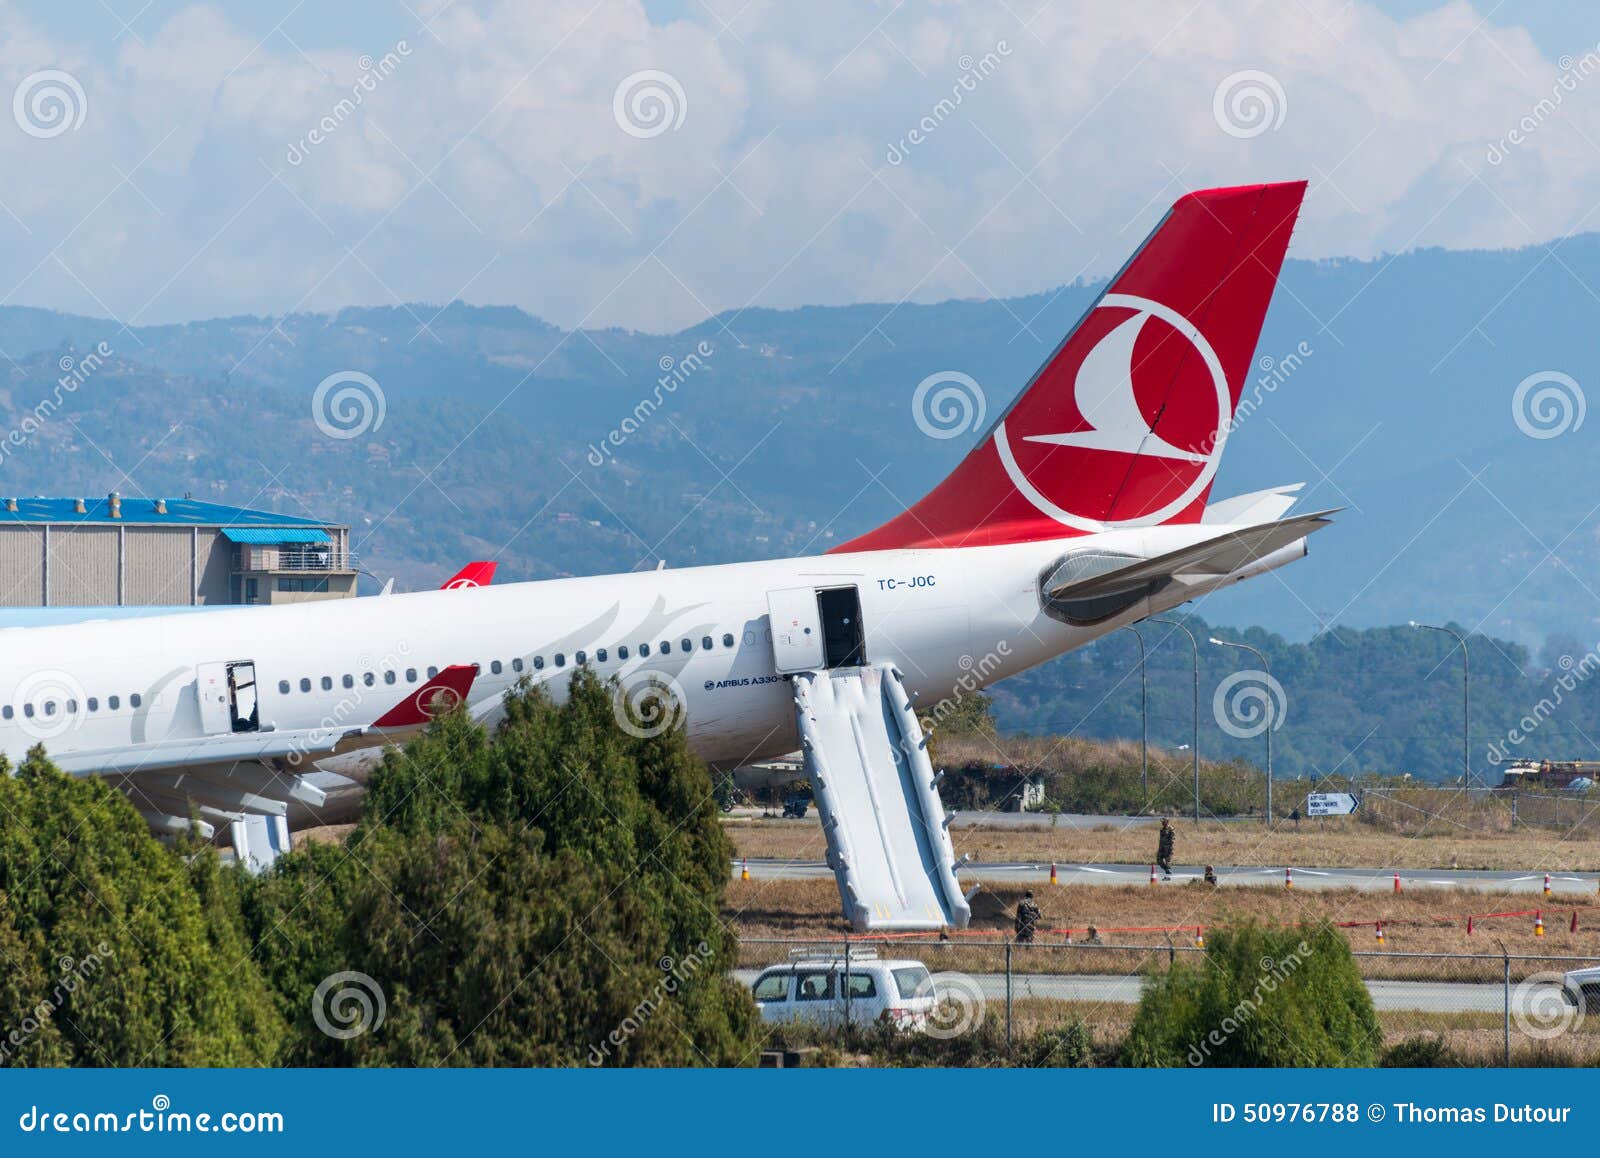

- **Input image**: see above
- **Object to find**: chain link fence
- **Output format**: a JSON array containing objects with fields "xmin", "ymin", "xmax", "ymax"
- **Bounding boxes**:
[{"xmin": 739, "ymin": 937, "xmax": 1600, "ymax": 1064}]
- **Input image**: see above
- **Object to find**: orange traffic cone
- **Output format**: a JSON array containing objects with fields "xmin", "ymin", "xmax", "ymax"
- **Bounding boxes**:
[
  {"xmin": 1285, "ymin": 867, "xmax": 1294, "ymax": 890},
  {"xmin": 741, "ymin": 858, "xmax": 750, "ymax": 882},
  {"xmin": 1194, "ymin": 926, "xmax": 1205, "ymax": 949},
  {"xmin": 1535, "ymin": 911, "xmax": 1545, "ymax": 938},
  {"xmin": 1544, "ymin": 873, "xmax": 1552, "ymax": 898},
  {"xmin": 1375, "ymin": 921, "xmax": 1385, "ymax": 945},
  {"xmin": 1149, "ymin": 864, "xmax": 1158, "ymax": 887},
  {"xmin": 1393, "ymin": 872, "xmax": 1401, "ymax": 893},
  {"xmin": 1050, "ymin": 862, "xmax": 1059, "ymax": 885}
]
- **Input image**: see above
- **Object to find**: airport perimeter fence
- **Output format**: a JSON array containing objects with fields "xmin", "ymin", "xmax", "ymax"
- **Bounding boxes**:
[{"xmin": 739, "ymin": 937, "xmax": 1600, "ymax": 1063}]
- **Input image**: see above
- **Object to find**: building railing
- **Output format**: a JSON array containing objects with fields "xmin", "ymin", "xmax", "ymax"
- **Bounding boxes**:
[{"xmin": 234, "ymin": 546, "xmax": 356, "ymax": 573}]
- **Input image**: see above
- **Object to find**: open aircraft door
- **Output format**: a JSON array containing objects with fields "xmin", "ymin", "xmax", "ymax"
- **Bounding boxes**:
[
  {"xmin": 767, "ymin": 587, "xmax": 825, "ymax": 674},
  {"xmin": 195, "ymin": 660, "xmax": 261, "ymax": 735}
]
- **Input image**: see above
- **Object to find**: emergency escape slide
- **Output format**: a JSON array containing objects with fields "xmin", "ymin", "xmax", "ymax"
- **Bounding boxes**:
[{"xmin": 793, "ymin": 662, "xmax": 973, "ymax": 932}]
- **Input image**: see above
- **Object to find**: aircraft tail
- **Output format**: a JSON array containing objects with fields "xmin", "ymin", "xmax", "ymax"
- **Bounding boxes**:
[
  {"xmin": 834, "ymin": 181, "xmax": 1306, "ymax": 551},
  {"xmin": 441, "ymin": 561, "xmax": 497, "ymax": 589}
]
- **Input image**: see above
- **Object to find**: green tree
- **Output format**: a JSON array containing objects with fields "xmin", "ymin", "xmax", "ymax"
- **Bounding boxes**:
[{"xmin": 0, "ymin": 750, "xmax": 284, "ymax": 1066}]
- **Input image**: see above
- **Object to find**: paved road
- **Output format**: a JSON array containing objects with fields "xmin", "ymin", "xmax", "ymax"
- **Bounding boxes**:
[
  {"xmin": 734, "ymin": 857, "xmax": 1600, "ymax": 894},
  {"xmin": 732, "ymin": 969, "xmax": 1520, "ymax": 1012}
]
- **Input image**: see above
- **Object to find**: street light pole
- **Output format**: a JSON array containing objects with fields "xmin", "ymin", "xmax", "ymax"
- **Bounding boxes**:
[
  {"xmin": 1210, "ymin": 637, "xmax": 1275, "ymax": 823},
  {"xmin": 1150, "ymin": 618, "xmax": 1200, "ymax": 823},
  {"xmin": 1410, "ymin": 621, "xmax": 1470, "ymax": 789},
  {"xmin": 1125, "ymin": 625, "xmax": 1148, "ymax": 802}
]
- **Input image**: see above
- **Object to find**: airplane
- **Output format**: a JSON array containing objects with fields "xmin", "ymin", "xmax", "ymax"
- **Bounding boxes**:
[{"xmin": 0, "ymin": 181, "xmax": 1326, "ymax": 850}]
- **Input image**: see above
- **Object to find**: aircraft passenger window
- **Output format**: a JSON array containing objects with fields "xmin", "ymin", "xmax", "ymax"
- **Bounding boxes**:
[
  {"xmin": 512, "ymin": 658, "xmax": 523, "ymax": 672},
  {"xmin": 701, "ymin": 636, "xmax": 712, "ymax": 650},
  {"xmin": 43, "ymin": 701, "xmax": 56, "ymax": 716},
  {"xmin": 384, "ymin": 671, "xmax": 397, "ymax": 685},
  {"xmin": 638, "ymin": 643, "xmax": 650, "ymax": 658},
  {"xmin": 363, "ymin": 672, "xmax": 375, "ymax": 687},
  {"xmin": 130, "ymin": 694, "xmax": 142, "ymax": 708},
  {"xmin": 491, "ymin": 661, "xmax": 502, "ymax": 675},
  {"xmin": 321, "ymin": 677, "xmax": 333, "ymax": 691},
  {"xmin": 342, "ymin": 675, "xmax": 354, "ymax": 689},
  {"xmin": 300, "ymin": 678, "xmax": 312, "ymax": 693},
  {"xmin": 681, "ymin": 638, "xmax": 692, "ymax": 652},
  {"xmin": 555, "ymin": 653, "xmax": 566, "ymax": 667},
  {"xmin": 533, "ymin": 656, "xmax": 545, "ymax": 670},
  {"xmin": 66, "ymin": 700, "xmax": 78, "ymax": 713},
  {"xmin": 406, "ymin": 669, "xmax": 418, "ymax": 683},
  {"xmin": 575, "ymin": 651, "xmax": 587, "ymax": 665},
  {"xmin": 722, "ymin": 634, "xmax": 734, "ymax": 648},
  {"xmin": 743, "ymin": 630, "xmax": 756, "ymax": 646},
  {"xmin": 23, "ymin": 704, "xmax": 33, "ymax": 718},
  {"xmin": 617, "ymin": 645, "xmax": 629, "ymax": 660},
  {"xmin": 87, "ymin": 698, "xmax": 98, "ymax": 711},
  {"xmin": 279, "ymin": 681, "xmax": 290, "ymax": 694},
  {"xmin": 1, "ymin": 706, "xmax": 10, "ymax": 720},
  {"xmin": 596, "ymin": 648, "xmax": 608, "ymax": 663},
  {"xmin": 109, "ymin": 696, "xmax": 120, "ymax": 710},
  {"xmin": 659, "ymin": 641, "xmax": 670, "ymax": 655},
  {"xmin": 428, "ymin": 666, "xmax": 439, "ymax": 679}
]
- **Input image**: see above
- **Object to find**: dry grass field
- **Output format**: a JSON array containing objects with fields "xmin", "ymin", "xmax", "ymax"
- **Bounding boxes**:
[{"xmin": 726, "ymin": 815, "xmax": 1600, "ymax": 873}]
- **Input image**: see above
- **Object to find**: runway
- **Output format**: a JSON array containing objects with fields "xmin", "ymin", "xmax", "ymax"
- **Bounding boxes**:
[{"xmin": 733, "ymin": 857, "xmax": 1600, "ymax": 894}]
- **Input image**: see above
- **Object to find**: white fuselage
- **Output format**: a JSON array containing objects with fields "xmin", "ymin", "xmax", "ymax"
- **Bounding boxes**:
[{"xmin": 0, "ymin": 525, "xmax": 1280, "ymax": 774}]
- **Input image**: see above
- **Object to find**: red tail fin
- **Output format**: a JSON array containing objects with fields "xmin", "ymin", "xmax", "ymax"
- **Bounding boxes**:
[
  {"xmin": 440, "ymin": 561, "xmax": 496, "ymax": 589},
  {"xmin": 835, "ymin": 181, "xmax": 1306, "ymax": 551}
]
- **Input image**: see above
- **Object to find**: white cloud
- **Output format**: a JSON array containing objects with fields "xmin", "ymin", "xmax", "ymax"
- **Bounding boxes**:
[{"xmin": 0, "ymin": 0, "xmax": 1594, "ymax": 332}]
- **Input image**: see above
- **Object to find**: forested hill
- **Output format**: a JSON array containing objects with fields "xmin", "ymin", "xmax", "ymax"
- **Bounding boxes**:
[{"xmin": 990, "ymin": 615, "xmax": 1600, "ymax": 785}]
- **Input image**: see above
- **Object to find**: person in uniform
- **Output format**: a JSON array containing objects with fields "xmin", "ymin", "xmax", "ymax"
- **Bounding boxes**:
[
  {"xmin": 1014, "ymin": 890, "xmax": 1041, "ymax": 945},
  {"xmin": 1156, "ymin": 818, "xmax": 1176, "ymax": 880}
]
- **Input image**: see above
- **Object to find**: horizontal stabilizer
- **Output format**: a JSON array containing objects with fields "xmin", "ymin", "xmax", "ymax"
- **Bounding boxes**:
[
  {"xmin": 1045, "ymin": 509, "xmax": 1336, "ymax": 601},
  {"xmin": 1202, "ymin": 483, "xmax": 1304, "ymax": 526}
]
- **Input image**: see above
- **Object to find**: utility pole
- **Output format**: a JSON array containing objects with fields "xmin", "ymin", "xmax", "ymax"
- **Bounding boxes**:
[
  {"xmin": 1210, "ymin": 636, "xmax": 1276, "ymax": 823},
  {"xmin": 1410, "ymin": 621, "xmax": 1470, "ymax": 789},
  {"xmin": 1150, "ymin": 618, "xmax": 1200, "ymax": 823}
]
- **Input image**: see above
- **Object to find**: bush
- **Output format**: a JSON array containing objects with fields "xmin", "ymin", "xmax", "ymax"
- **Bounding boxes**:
[{"xmin": 1121, "ymin": 920, "xmax": 1381, "ymax": 1067}]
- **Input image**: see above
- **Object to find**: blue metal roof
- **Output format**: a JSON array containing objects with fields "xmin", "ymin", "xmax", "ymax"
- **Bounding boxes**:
[
  {"xmin": 221, "ymin": 527, "xmax": 330, "ymax": 544},
  {"xmin": 0, "ymin": 497, "xmax": 331, "ymax": 529}
]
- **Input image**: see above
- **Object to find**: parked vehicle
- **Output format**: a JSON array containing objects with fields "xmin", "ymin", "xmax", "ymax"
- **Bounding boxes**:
[
  {"xmin": 750, "ymin": 950, "xmax": 936, "ymax": 1029},
  {"xmin": 781, "ymin": 795, "xmax": 809, "ymax": 819},
  {"xmin": 1562, "ymin": 963, "xmax": 1600, "ymax": 1012}
]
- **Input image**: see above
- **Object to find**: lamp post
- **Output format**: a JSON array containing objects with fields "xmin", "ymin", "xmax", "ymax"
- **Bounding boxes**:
[
  {"xmin": 1210, "ymin": 637, "xmax": 1275, "ymax": 823},
  {"xmin": 1125, "ymin": 625, "xmax": 1148, "ymax": 801},
  {"xmin": 1150, "ymin": 618, "xmax": 1200, "ymax": 823},
  {"xmin": 1410, "ymin": 621, "xmax": 1470, "ymax": 789}
]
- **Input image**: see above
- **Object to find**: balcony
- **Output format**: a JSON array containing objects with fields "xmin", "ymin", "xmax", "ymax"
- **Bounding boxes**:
[{"xmin": 234, "ymin": 545, "xmax": 357, "ymax": 574}]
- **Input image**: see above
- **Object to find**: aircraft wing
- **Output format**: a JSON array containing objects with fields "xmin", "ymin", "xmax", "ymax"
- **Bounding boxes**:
[
  {"xmin": 1044, "ymin": 509, "xmax": 1337, "ymax": 601},
  {"xmin": 47, "ymin": 726, "xmax": 367, "ymax": 778}
]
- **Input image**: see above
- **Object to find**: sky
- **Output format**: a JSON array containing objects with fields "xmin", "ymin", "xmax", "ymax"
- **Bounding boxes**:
[{"xmin": 1, "ymin": 0, "xmax": 1598, "ymax": 332}]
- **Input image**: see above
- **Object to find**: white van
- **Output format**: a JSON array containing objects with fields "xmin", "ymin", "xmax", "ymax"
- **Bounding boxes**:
[{"xmin": 751, "ymin": 950, "xmax": 937, "ymax": 1030}]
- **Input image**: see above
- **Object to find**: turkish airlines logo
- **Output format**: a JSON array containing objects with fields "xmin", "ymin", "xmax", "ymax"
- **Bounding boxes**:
[
  {"xmin": 442, "ymin": 576, "xmax": 481, "ymax": 589},
  {"xmin": 994, "ymin": 293, "xmax": 1232, "ymax": 531}
]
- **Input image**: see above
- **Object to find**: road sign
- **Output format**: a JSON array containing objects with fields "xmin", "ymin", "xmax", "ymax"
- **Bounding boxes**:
[{"xmin": 1306, "ymin": 792, "xmax": 1359, "ymax": 817}]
